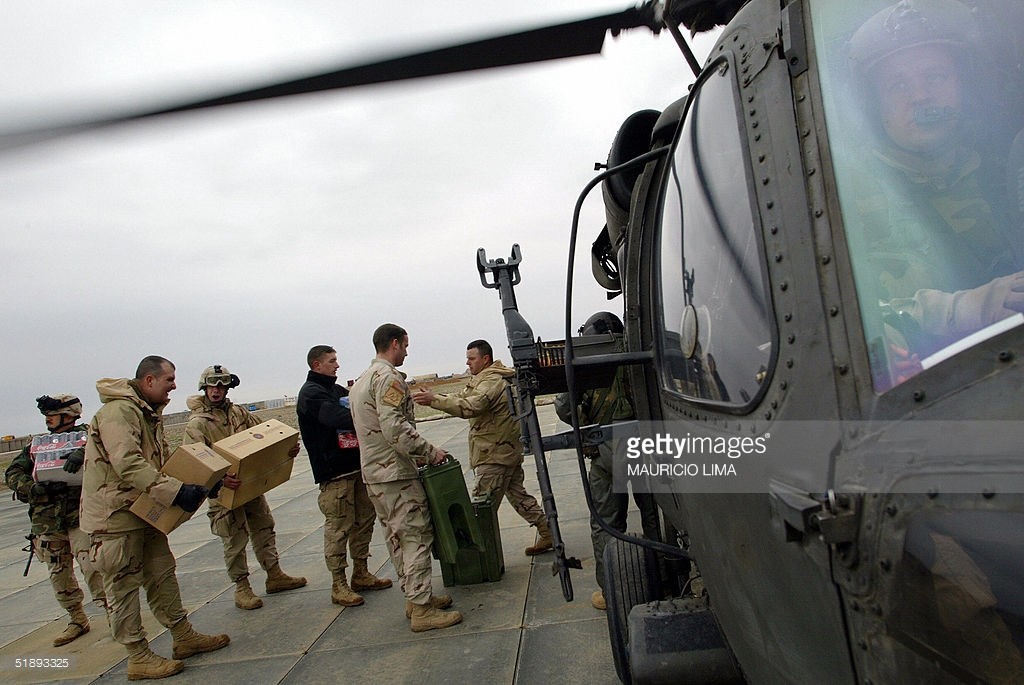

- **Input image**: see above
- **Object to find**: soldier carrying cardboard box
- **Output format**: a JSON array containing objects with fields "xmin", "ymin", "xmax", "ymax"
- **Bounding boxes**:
[
  {"xmin": 183, "ymin": 365, "xmax": 307, "ymax": 610},
  {"xmin": 4, "ymin": 393, "xmax": 107, "ymax": 647}
]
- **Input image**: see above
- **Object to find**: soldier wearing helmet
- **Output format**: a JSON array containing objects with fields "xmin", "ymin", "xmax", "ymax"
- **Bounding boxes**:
[
  {"xmin": 840, "ymin": 0, "xmax": 1024, "ymax": 386},
  {"xmin": 183, "ymin": 365, "xmax": 307, "ymax": 611},
  {"xmin": 849, "ymin": 0, "xmax": 980, "ymax": 152},
  {"xmin": 553, "ymin": 313, "xmax": 661, "ymax": 611},
  {"xmin": 5, "ymin": 394, "xmax": 107, "ymax": 647}
]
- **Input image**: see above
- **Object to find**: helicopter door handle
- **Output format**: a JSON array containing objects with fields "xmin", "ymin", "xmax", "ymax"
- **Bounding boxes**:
[
  {"xmin": 769, "ymin": 480, "xmax": 824, "ymax": 543},
  {"xmin": 809, "ymin": 491, "xmax": 860, "ymax": 546},
  {"xmin": 770, "ymin": 481, "xmax": 861, "ymax": 546}
]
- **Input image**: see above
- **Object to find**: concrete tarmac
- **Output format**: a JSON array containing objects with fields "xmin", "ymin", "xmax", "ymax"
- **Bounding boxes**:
[{"xmin": 0, "ymin": 404, "xmax": 636, "ymax": 684}]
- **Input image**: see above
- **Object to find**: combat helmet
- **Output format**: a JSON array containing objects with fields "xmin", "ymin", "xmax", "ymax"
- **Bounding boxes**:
[
  {"xmin": 579, "ymin": 311, "xmax": 625, "ymax": 336},
  {"xmin": 198, "ymin": 365, "xmax": 240, "ymax": 390},
  {"xmin": 36, "ymin": 393, "xmax": 82, "ymax": 419},
  {"xmin": 849, "ymin": 0, "xmax": 979, "ymax": 75}
]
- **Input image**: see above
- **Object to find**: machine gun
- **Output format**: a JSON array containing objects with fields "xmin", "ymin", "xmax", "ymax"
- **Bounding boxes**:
[
  {"xmin": 478, "ymin": 244, "xmax": 658, "ymax": 600},
  {"xmin": 478, "ymin": 245, "xmax": 691, "ymax": 603},
  {"xmin": 477, "ymin": 244, "xmax": 583, "ymax": 600}
]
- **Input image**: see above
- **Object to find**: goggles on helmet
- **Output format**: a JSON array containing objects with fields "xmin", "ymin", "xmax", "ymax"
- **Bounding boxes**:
[
  {"xmin": 36, "ymin": 395, "xmax": 78, "ymax": 413},
  {"xmin": 36, "ymin": 394, "xmax": 83, "ymax": 419}
]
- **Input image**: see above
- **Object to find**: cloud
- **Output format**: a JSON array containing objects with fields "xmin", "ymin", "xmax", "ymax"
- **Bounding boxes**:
[{"xmin": 0, "ymin": 2, "xmax": 717, "ymax": 435}]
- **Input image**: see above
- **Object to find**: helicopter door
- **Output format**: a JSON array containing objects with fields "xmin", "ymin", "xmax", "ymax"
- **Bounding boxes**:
[{"xmin": 629, "ymin": 16, "xmax": 856, "ymax": 682}]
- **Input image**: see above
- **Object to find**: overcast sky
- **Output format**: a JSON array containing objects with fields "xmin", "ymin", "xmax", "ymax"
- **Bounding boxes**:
[{"xmin": 0, "ymin": 1, "xmax": 719, "ymax": 436}]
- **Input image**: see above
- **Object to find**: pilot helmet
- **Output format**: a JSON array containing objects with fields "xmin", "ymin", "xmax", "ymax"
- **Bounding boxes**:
[
  {"xmin": 848, "ymin": 0, "xmax": 978, "ymax": 75},
  {"xmin": 198, "ymin": 365, "xmax": 240, "ymax": 390},
  {"xmin": 36, "ymin": 393, "xmax": 83, "ymax": 419}
]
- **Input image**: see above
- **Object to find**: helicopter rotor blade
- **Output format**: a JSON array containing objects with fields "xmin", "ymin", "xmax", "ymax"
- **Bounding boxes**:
[{"xmin": 1, "ymin": 3, "xmax": 661, "ymax": 150}]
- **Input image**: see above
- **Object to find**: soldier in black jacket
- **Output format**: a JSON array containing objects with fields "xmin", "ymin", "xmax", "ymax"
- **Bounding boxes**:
[{"xmin": 296, "ymin": 345, "xmax": 392, "ymax": 607}]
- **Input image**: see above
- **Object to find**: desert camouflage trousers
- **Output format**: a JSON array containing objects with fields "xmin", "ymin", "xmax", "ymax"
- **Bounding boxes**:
[
  {"xmin": 89, "ymin": 527, "xmax": 187, "ymax": 646},
  {"xmin": 365, "ymin": 478, "xmax": 433, "ymax": 604},
  {"xmin": 38, "ymin": 527, "xmax": 106, "ymax": 612},
  {"xmin": 207, "ymin": 495, "xmax": 279, "ymax": 582},
  {"xmin": 473, "ymin": 462, "xmax": 545, "ymax": 527},
  {"xmin": 318, "ymin": 474, "xmax": 375, "ymax": 575}
]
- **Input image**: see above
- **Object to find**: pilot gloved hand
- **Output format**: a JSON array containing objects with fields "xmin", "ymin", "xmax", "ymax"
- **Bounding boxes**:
[
  {"xmin": 62, "ymin": 448, "xmax": 85, "ymax": 473},
  {"xmin": 1003, "ymin": 272, "xmax": 1024, "ymax": 312},
  {"xmin": 173, "ymin": 484, "xmax": 209, "ymax": 513}
]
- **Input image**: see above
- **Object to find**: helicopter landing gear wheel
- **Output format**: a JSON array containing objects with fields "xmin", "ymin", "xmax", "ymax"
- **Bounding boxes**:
[{"xmin": 604, "ymin": 538, "xmax": 663, "ymax": 684}]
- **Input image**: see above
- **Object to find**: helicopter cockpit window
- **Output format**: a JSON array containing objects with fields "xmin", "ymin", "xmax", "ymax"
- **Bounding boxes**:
[
  {"xmin": 657, "ymin": 57, "xmax": 773, "ymax": 408},
  {"xmin": 812, "ymin": 0, "xmax": 1024, "ymax": 392}
]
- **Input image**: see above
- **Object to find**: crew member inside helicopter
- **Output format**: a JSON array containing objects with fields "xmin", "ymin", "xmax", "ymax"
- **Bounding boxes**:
[{"xmin": 841, "ymin": 0, "xmax": 1024, "ymax": 388}]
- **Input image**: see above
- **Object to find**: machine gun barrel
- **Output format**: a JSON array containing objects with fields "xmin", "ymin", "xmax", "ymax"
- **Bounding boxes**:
[{"xmin": 479, "ymin": 245, "xmax": 580, "ymax": 601}]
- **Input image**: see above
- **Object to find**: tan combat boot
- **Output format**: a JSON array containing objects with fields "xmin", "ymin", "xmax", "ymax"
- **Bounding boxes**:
[
  {"xmin": 409, "ymin": 602, "xmax": 463, "ymax": 633},
  {"xmin": 126, "ymin": 640, "xmax": 184, "ymax": 681},
  {"xmin": 265, "ymin": 565, "xmax": 307, "ymax": 594},
  {"xmin": 525, "ymin": 520, "xmax": 554, "ymax": 556},
  {"xmin": 404, "ymin": 595, "xmax": 453, "ymax": 619},
  {"xmin": 591, "ymin": 589, "xmax": 607, "ymax": 611},
  {"xmin": 350, "ymin": 558, "xmax": 393, "ymax": 592},
  {"xmin": 169, "ymin": 620, "xmax": 230, "ymax": 660},
  {"xmin": 53, "ymin": 604, "xmax": 90, "ymax": 647},
  {"xmin": 234, "ymin": 578, "xmax": 263, "ymax": 610},
  {"xmin": 330, "ymin": 571, "xmax": 365, "ymax": 607}
]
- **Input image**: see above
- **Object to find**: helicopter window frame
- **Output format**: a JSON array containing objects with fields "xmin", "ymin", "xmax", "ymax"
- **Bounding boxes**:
[{"xmin": 651, "ymin": 52, "xmax": 777, "ymax": 413}]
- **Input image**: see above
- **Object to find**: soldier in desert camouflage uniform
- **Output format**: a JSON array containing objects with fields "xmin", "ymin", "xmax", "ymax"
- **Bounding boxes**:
[
  {"xmin": 413, "ymin": 339, "xmax": 552, "ymax": 556},
  {"xmin": 350, "ymin": 323, "xmax": 462, "ymax": 632},
  {"xmin": 5, "ymin": 393, "xmax": 107, "ymax": 647},
  {"xmin": 183, "ymin": 365, "xmax": 307, "ymax": 611},
  {"xmin": 80, "ymin": 356, "xmax": 230, "ymax": 680}
]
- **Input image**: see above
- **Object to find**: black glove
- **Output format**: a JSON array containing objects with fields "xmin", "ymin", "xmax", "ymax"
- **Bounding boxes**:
[
  {"xmin": 63, "ymin": 448, "xmax": 85, "ymax": 473},
  {"xmin": 45, "ymin": 481, "xmax": 69, "ymax": 494},
  {"xmin": 172, "ymin": 484, "xmax": 209, "ymax": 513},
  {"xmin": 29, "ymin": 482, "xmax": 50, "ymax": 498},
  {"xmin": 208, "ymin": 479, "xmax": 224, "ymax": 500}
]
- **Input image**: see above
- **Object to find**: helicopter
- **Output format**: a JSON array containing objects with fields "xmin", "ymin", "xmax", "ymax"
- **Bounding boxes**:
[
  {"xmin": 5, "ymin": 1, "xmax": 1024, "ymax": 684},
  {"xmin": 484, "ymin": 0, "xmax": 1024, "ymax": 683}
]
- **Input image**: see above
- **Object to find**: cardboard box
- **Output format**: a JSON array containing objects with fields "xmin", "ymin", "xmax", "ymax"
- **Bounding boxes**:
[
  {"xmin": 212, "ymin": 419, "xmax": 299, "ymax": 509},
  {"xmin": 130, "ymin": 443, "xmax": 232, "ymax": 534},
  {"xmin": 31, "ymin": 431, "xmax": 88, "ymax": 485}
]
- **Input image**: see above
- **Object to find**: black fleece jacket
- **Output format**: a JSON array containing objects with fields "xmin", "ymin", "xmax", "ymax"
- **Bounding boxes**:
[{"xmin": 296, "ymin": 370, "xmax": 361, "ymax": 483}]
